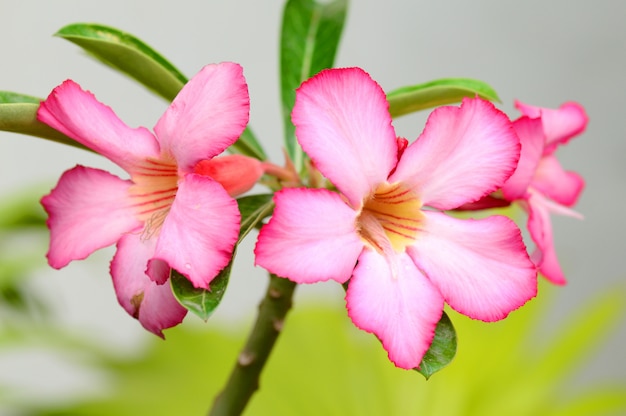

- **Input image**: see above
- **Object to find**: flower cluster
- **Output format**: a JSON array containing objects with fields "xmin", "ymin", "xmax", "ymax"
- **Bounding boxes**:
[{"xmin": 38, "ymin": 64, "xmax": 585, "ymax": 368}]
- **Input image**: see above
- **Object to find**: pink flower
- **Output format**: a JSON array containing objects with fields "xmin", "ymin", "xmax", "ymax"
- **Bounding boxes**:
[
  {"xmin": 502, "ymin": 101, "xmax": 588, "ymax": 284},
  {"xmin": 39, "ymin": 63, "xmax": 257, "ymax": 336},
  {"xmin": 254, "ymin": 68, "xmax": 537, "ymax": 369}
]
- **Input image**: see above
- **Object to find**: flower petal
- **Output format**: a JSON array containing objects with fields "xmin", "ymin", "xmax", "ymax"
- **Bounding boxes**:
[
  {"xmin": 154, "ymin": 63, "xmax": 250, "ymax": 171},
  {"xmin": 408, "ymin": 211, "xmax": 537, "ymax": 321},
  {"xmin": 41, "ymin": 166, "xmax": 142, "ymax": 269},
  {"xmin": 37, "ymin": 80, "xmax": 160, "ymax": 173},
  {"xmin": 193, "ymin": 155, "xmax": 264, "ymax": 197},
  {"xmin": 291, "ymin": 68, "xmax": 397, "ymax": 207},
  {"xmin": 502, "ymin": 116, "xmax": 545, "ymax": 200},
  {"xmin": 346, "ymin": 249, "xmax": 444, "ymax": 369},
  {"xmin": 531, "ymin": 155, "xmax": 585, "ymax": 207},
  {"xmin": 153, "ymin": 174, "xmax": 240, "ymax": 289},
  {"xmin": 515, "ymin": 100, "xmax": 588, "ymax": 152},
  {"xmin": 391, "ymin": 98, "xmax": 519, "ymax": 210},
  {"xmin": 254, "ymin": 188, "xmax": 364, "ymax": 284},
  {"xmin": 111, "ymin": 233, "xmax": 187, "ymax": 337}
]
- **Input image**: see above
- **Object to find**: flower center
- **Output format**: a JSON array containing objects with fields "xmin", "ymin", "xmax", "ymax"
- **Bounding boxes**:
[
  {"xmin": 129, "ymin": 157, "xmax": 179, "ymax": 239},
  {"xmin": 356, "ymin": 182, "xmax": 423, "ymax": 254}
]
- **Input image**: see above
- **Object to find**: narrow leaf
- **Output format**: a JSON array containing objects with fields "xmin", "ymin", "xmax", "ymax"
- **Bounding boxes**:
[
  {"xmin": 56, "ymin": 23, "xmax": 187, "ymax": 102},
  {"xmin": 237, "ymin": 194, "xmax": 275, "ymax": 241},
  {"xmin": 0, "ymin": 94, "xmax": 87, "ymax": 151},
  {"xmin": 387, "ymin": 78, "xmax": 500, "ymax": 118},
  {"xmin": 280, "ymin": 0, "xmax": 348, "ymax": 171},
  {"xmin": 229, "ymin": 126, "xmax": 267, "ymax": 160},
  {"xmin": 415, "ymin": 311, "xmax": 457, "ymax": 379},
  {"xmin": 170, "ymin": 264, "xmax": 232, "ymax": 321}
]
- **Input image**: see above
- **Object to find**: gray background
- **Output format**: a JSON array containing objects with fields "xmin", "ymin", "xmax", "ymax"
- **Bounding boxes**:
[{"xmin": 1, "ymin": 0, "xmax": 624, "ymax": 405}]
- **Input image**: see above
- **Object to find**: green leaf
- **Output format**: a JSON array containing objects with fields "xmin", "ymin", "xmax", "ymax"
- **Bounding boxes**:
[
  {"xmin": 229, "ymin": 126, "xmax": 267, "ymax": 160},
  {"xmin": 170, "ymin": 264, "xmax": 232, "ymax": 322},
  {"xmin": 415, "ymin": 311, "xmax": 457, "ymax": 379},
  {"xmin": 56, "ymin": 23, "xmax": 187, "ymax": 102},
  {"xmin": 280, "ymin": 0, "xmax": 348, "ymax": 172},
  {"xmin": 387, "ymin": 78, "xmax": 501, "ymax": 118},
  {"xmin": 0, "ymin": 94, "xmax": 87, "ymax": 150},
  {"xmin": 237, "ymin": 194, "xmax": 274, "ymax": 241}
]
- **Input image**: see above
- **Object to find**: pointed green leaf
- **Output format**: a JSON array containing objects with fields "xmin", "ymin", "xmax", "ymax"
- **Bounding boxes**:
[
  {"xmin": 387, "ymin": 78, "xmax": 501, "ymax": 118},
  {"xmin": 229, "ymin": 126, "xmax": 267, "ymax": 160},
  {"xmin": 0, "ymin": 93, "xmax": 88, "ymax": 150},
  {"xmin": 170, "ymin": 263, "xmax": 232, "ymax": 321},
  {"xmin": 56, "ymin": 23, "xmax": 187, "ymax": 102},
  {"xmin": 280, "ymin": 0, "xmax": 348, "ymax": 172},
  {"xmin": 237, "ymin": 194, "xmax": 275, "ymax": 241},
  {"xmin": 416, "ymin": 311, "xmax": 457, "ymax": 379}
]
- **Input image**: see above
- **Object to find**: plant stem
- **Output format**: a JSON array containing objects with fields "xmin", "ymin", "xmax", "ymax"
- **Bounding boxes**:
[{"xmin": 209, "ymin": 274, "xmax": 297, "ymax": 416}]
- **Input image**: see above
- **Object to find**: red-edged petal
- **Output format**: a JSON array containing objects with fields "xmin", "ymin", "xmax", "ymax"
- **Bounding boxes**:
[
  {"xmin": 515, "ymin": 100, "xmax": 588, "ymax": 152},
  {"xmin": 346, "ymin": 249, "xmax": 444, "ymax": 369},
  {"xmin": 154, "ymin": 63, "xmax": 250, "ymax": 171},
  {"xmin": 291, "ymin": 68, "xmax": 397, "ymax": 208},
  {"xmin": 111, "ymin": 233, "xmax": 186, "ymax": 337},
  {"xmin": 254, "ymin": 188, "xmax": 363, "ymax": 284},
  {"xmin": 153, "ymin": 174, "xmax": 240, "ymax": 289},
  {"xmin": 37, "ymin": 80, "xmax": 160, "ymax": 173},
  {"xmin": 408, "ymin": 211, "xmax": 537, "ymax": 321},
  {"xmin": 390, "ymin": 98, "xmax": 520, "ymax": 210},
  {"xmin": 531, "ymin": 155, "xmax": 585, "ymax": 207},
  {"xmin": 502, "ymin": 116, "xmax": 545, "ymax": 200},
  {"xmin": 193, "ymin": 155, "xmax": 264, "ymax": 197},
  {"xmin": 41, "ymin": 166, "xmax": 142, "ymax": 269}
]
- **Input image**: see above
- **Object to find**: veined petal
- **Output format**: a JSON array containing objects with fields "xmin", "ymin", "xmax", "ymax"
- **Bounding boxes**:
[
  {"xmin": 254, "ymin": 188, "xmax": 363, "ymax": 284},
  {"xmin": 515, "ymin": 100, "xmax": 588, "ymax": 152},
  {"xmin": 111, "ymin": 233, "xmax": 187, "ymax": 337},
  {"xmin": 41, "ymin": 166, "xmax": 142, "ymax": 269},
  {"xmin": 408, "ymin": 211, "xmax": 537, "ymax": 321},
  {"xmin": 154, "ymin": 63, "xmax": 250, "ymax": 171},
  {"xmin": 531, "ymin": 155, "xmax": 585, "ymax": 207},
  {"xmin": 502, "ymin": 117, "xmax": 545, "ymax": 200},
  {"xmin": 391, "ymin": 98, "xmax": 519, "ymax": 210},
  {"xmin": 37, "ymin": 80, "xmax": 160, "ymax": 173},
  {"xmin": 346, "ymin": 249, "xmax": 444, "ymax": 370},
  {"xmin": 291, "ymin": 68, "xmax": 397, "ymax": 208},
  {"xmin": 153, "ymin": 174, "xmax": 240, "ymax": 289},
  {"xmin": 193, "ymin": 155, "xmax": 264, "ymax": 197}
]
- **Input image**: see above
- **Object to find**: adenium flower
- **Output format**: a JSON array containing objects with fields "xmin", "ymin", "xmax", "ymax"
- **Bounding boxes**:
[
  {"xmin": 502, "ymin": 101, "xmax": 587, "ymax": 284},
  {"xmin": 254, "ymin": 67, "xmax": 538, "ymax": 369},
  {"xmin": 39, "ymin": 63, "xmax": 261, "ymax": 336}
]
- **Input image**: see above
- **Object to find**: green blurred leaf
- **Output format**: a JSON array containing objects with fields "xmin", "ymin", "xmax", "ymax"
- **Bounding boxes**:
[
  {"xmin": 416, "ymin": 311, "xmax": 457, "ymax": 379},
  {"xmin": 280, "ymin": 0, "xmax": 348, "ymax": 171},
  {"xmin": 237, "ymin": 194, "xmax": 274, "ymax": 241},
  {"xmin": 170, "ymin": 264, "xmax": 231, "ymax": 322},
  {"xmin": 387, "ymin": 78, "xmax": 500, "ymax": 118},
  {"xmin": 0, "ymin": 95, "xmax": 86, "ymax": 150},
  {"xmin": 56, "ymin": 23, "xmax": 187, "ymax": 102},
  {"xmin": 229, "ymin": 126, "xmax": 267, "ymax": 160}
]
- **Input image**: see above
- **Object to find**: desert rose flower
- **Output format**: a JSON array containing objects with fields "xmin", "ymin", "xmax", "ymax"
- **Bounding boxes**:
[
  {"xmin": 255, "ymin": 67, "xmax": 537, "ymax": 369},
  {"xmin": 502, "ymin": 101, "xmax": 587, "ymax": 284},
  {"xmin": 39, "ymin": 63, "xmax": 260, "ymax": 336}
]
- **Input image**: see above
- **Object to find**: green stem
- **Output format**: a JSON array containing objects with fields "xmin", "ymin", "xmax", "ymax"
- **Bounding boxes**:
[{"xmin": 209, "ymin": 274, "xmax": 297, "ymax": 416}]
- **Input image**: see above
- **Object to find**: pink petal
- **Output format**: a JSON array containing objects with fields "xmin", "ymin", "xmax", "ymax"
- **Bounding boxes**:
[
  {"xmin": 502, "ymin": 116, "xmax": 545, "ymax": 200},
  {"xmin": 153, "ymin": 174, "xmax": 240, "ymax": 289},
  {"xmin": 37, "ymin": 80, "xmax": 160, "ymax": 173},
  {"xmin": 193, "ymin": 155, "xmax": 264, "ymax": 197},
  {"xmin": 154, "ymin": 63, "xmax": 250, "ymax": 171},
  {"xmin": 531, "ymin": 155, "xmax": 585, "ymax": 207},
  {"xmin": 408, "ymin": 211, "xmax": 537, "ymax": 321},
  {"xmin": 346, "ymin": 249, "xmax": 444, "ymax": 369},
  {"xmin": 41, "ymin": 166, "xmax": 142, "ymax": 269},
  {"xmin": 111, "ymin": 233, "xmax": 187, "ymax": 337},
  {"xmin": 390, "ymin": 98, "xmax": 520, "ymax": 210},
  {"xmin": 525, "ymin": 192, "xmax": 568, "ymax": 285},
  {"xmin": 515, "ymin": 100, "xmax": 588, "ymax": 152},
  {"xmin": 254, "ymin": 188, "xmax": 364, "ymax": 284},
  {"xmin": 291, "ymin": 68, "xmax": 397, "ymax": 208}
]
